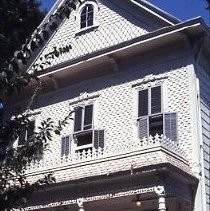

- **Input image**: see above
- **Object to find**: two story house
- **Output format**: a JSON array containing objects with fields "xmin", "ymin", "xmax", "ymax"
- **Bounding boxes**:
[{"xmin": 11, "ymin": 0, "xmax": 210, "ymax": 211}]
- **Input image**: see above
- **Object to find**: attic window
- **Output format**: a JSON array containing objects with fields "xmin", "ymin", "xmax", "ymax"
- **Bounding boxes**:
[
  {"xmin": 80, "ymin": 4, "xmax": 94, "ymax": 29},
  {"xmin": 76, "ymin": 1, "xmax": 99, "ymax": 35}
]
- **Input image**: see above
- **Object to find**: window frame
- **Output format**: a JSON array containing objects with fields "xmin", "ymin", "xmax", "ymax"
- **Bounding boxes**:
[
  {"xmin": 137, "ymin": 85, "xmax": 163, "ymax": 118},
  {"xmin": 13, "ymin": 117, "xmax": 38, "ymax": 148},
  {"xmin": 74, "ymin": 104, "xmax": 94, "ymax": 133},
  {"xmin": 80, "ymin": 4, "xmax": 94, "ymax": 29},
  {"xmin": 73, "ymin": 103, "xmax": 94, "ymax": 151},
  {"xmin": 75, "ymin": 1, "xmax": 99, "ymax": 35},
  {"xmin": 136, "ymin": 84, "xmax": 178, "ymax": 142}
]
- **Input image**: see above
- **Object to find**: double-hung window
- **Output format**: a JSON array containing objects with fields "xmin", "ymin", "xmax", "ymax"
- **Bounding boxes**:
[
  {"xmin": 74, "ymin": 104, "xmax": 105, "ymax": 152},
  {"xmin": 60, "ymin": 104, "xmax": 104, "ymax": 157},
  {"xmin": 138, "ymin": 85, "xmax": 177, "ymax": 141}
]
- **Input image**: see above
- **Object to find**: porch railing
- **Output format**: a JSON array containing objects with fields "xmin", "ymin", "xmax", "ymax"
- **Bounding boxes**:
[{"xmin": 27, "ymin": 134, "xmax": 187, "ymax": 173}]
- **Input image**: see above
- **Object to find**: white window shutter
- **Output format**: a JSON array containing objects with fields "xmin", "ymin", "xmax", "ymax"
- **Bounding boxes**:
[
  {"xmin": 94, "ymin": 130, "xmax": 104, "ymax": 149},
  {"xmin": 138, "ymin": 116, "xmax": 148, "ymax": 139},
  {"xmin": 61, "ymin": 135, "xmax": 72, "ymax": 157},
  {"xmin": 164, "ymin": 113, "xmax": 178, "ymax": 142}
]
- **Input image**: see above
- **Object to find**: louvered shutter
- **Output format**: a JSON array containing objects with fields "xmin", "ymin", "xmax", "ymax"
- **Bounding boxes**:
[
  {"xmin": 84, "ymin": 105, "xmax": 93, "ymax": 130},
  {"xmin": 138, "ymin": 116, "xmax": 148, "ymax": 139},
  {"xmin": 74, "ymin": 107, "xmax": 82, "ymax": 132},
  {"xmin": 61, "ymin": 136, "xmax": 71, "ymax": 157},
  {"xmin": 138, "ymin": 89, "xmax": 148, "ymax": 117},
  {"xmin": 164, "ymin": 113, "xmax": 177, "ymax": 142},
  {"xmin": 94, "ymin": 130, "xmax": 104, "ymax": 149},
  {"xmin": 151, "ymin": 86, "xmax": 161, "ymax": 114}
]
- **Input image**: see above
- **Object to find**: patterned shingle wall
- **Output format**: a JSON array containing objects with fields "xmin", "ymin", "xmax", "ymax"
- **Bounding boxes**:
[
  {"xmin": 30, "ymin": 56, "xmax": 197, "ymax": 177},
  {"xmin": 32, "ymin": 0, "xmax": 150, "ymax": 69}
]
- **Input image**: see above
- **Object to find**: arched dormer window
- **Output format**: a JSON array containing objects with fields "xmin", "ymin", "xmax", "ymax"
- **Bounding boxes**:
[
  {"xmin": 76, "ymin": 1, "xmax": 99, "ymax": 34},
  {"xmin": 80, "ymin": 4, "xmax": 94, "ymax": 29}
]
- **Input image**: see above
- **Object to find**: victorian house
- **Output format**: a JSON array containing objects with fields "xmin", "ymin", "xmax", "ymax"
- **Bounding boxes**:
[{"xmin": 11, "ymin": 0, "xmax": 210, "ymax": 210}]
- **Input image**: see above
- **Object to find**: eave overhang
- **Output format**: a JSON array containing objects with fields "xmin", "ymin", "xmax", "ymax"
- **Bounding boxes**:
[{"xmin": 38, "ymin": 17, "xmax": 209, "ymax": 80}]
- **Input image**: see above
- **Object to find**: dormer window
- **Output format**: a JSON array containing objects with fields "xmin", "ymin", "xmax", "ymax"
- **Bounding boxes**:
[{"xmin": 80, "ymin": 4, "xmax": 94, "ymax": 29}]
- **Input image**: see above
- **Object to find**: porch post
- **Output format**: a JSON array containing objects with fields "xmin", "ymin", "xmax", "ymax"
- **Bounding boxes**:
[
  {"xmin": 77, "ymin": 198, "xmax": 85, "ymax": 211},
  {"xmin": 155, "ymin": 186, "xmax": 166, "ymax": 211}
]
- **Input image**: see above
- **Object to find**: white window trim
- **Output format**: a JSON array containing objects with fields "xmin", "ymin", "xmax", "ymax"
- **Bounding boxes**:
[
  {"xmin": 61, "ymin": 135, "xmax": 71, "ymax": 158},
  {"xmin": 72, "ymin": 99, "xmax": 97, "ymax": 151},
  {"xmin": 75, "ymin": 0, "xmax": 99, "ymax": 35},
  {"xmin": 13, "ymin": 114, "xmax": 40, "ymax": 148},
  {"xmin": 73, "ymin": 103, "xmax": 94, "ymax": 133},
  {"xmin": 137, "ymin": 84, "xmax": 163, "ymax": 117},
  {"xmin": 133, "ymin": 81, "xmax": 166, "ymax": 140}
]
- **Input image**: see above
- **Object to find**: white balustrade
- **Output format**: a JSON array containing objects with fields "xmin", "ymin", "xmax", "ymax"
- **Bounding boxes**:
[{"xmin": 26, "ymin": 134, "xmax": 186, "ymax": 173}]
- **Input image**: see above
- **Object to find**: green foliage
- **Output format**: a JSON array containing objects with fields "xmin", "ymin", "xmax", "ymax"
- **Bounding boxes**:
[
  {"xmin": 0, "ymin": 0, "xmax": 46, "ymax": 67},
  {"xmin": 0, "ymin": 0, "xmax": 81, "ymax": 210}
]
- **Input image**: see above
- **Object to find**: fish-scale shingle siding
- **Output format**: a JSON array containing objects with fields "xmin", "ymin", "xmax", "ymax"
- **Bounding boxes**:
[
  {"xmin": 33, "ymin": 1, "xmax": 150, "ymax": 69},
  {"xmin": 28, "ymin": 56, "xmax": 198, "ymax": 181}
]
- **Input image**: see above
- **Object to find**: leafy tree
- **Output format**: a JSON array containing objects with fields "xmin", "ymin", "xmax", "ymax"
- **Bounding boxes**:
[
  {"xmin": 0, "ymin": 0, "xmax": 46, "ymax": 67},
  {"xmin": 0, "ymin": 0, "xmax": 80, "ymax": 210}
]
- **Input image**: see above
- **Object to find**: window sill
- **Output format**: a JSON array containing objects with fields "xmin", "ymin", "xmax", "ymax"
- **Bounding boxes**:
[
  {"xmin": 75, "ymin": 25, "xmax": 99, "ymax": 37},
  {"xmin": 75, "ymin": 144, "xmax": 93, "ymax": 151}
]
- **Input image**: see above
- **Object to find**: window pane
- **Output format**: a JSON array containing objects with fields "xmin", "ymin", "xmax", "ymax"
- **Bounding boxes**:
[
  {"xmin": 81, "ymin": 7, "xmax": 87, "ymax": 16},
  {"xmin": 81, "ymin": 14, "xmax": 86, "ymax": 22},
  {"xmin": 76, "ymin": 131, "xmax": 92, "ymax": 146},
  {"xmin": 74, "ymin": 107, "xmax": 82, "ymax": 132},
  {"xmin": 80, "ymin": 22, "xmax": 86, "ymax": 29},
  {"xmin": 80, "ymin": 4, "xmax": 94, "ymax": 29},
  {"xmin": 151, "ymin": 86, "xmax": 161, "ymax": 114},
  {"xmin": 87, "ymin": 5, "xmax": 93, "ymax": 12},
  {"xmin": 84, "ymin": 105, "xmax": 93, "ymax": 130},
  {"xmin": 87, "ymin": 19, "xmax": 93, "ymax": 27},
  {"xmin": 149, "ymin": 114, "xmax": 163, "ymax": 136},
  {"xmin": 138, "ymin": 89, "xmax": 148, "ymax": 117}
]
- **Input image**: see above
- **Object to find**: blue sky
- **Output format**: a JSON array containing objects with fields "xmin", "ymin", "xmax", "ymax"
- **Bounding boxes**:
[{"xmin": 40, "ymin": 0, "xmax": 210, "ymax": 24}]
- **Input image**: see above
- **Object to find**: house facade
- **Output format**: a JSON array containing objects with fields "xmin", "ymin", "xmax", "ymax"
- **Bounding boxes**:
[{"xmin": 12, "ymin": 0, "xmax": 210, "ymax": 211}]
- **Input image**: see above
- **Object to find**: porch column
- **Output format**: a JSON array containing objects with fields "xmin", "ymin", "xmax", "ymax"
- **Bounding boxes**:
[
  {"xmin": 155, "ymin": 186, "xmax": 166, "ymax": 211},
  {"xmin": 77, "ymin": 198, "xmax": 85, "ymax": 211}
]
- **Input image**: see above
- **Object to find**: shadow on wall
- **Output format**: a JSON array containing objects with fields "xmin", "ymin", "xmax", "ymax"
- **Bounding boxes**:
[{"xmin": 32, "ymin": 57, "xmax": 187, "ymax": 109}]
